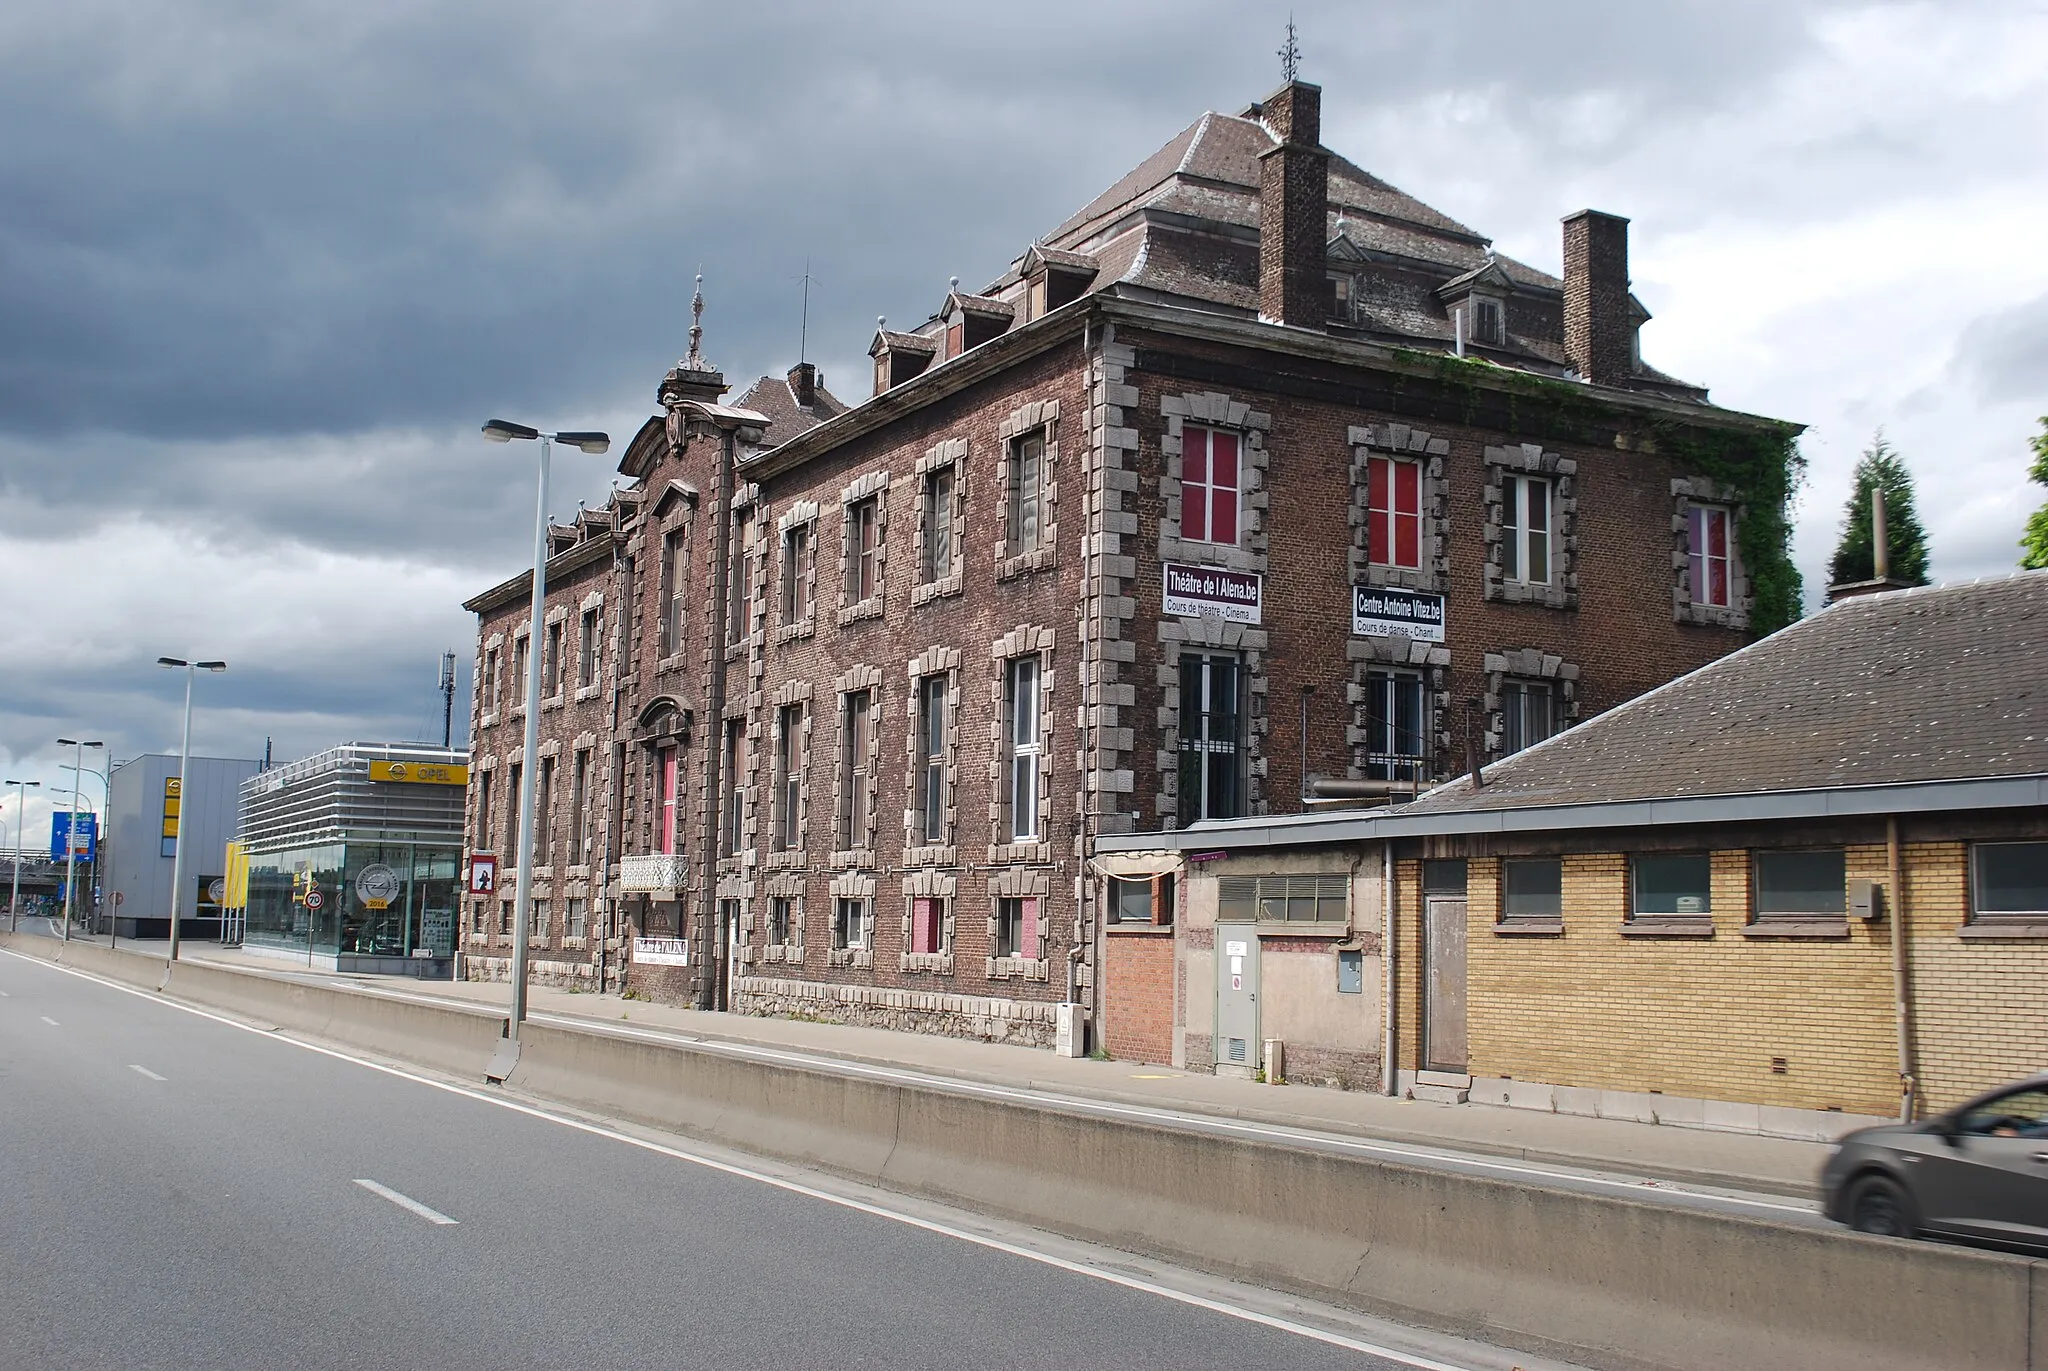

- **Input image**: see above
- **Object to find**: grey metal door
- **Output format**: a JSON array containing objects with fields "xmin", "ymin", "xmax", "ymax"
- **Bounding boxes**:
[
  {"xmin": 1423, "ymin": 896, "xmax": 1468, "ymax": 1073},
  {"xmin": 1215, "ymin": 922, "xmax": 1260, "ymax": 1076}
]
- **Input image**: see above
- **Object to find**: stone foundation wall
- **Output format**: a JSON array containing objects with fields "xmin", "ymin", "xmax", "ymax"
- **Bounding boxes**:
[
  {"xmin": 734, "ymin": 973, "xmax": 1058, "ymax": 1048},
  {"xmin": 462, "ymin": 953, "xmax": 598, "ymax": 990}
]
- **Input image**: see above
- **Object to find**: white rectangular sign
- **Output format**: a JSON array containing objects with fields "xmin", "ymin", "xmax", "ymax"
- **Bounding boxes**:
[
  {"xmin": 632, "ymin": 936, "xmax": 690, "ymax": 966},
  {"xmin": 1164, "ymin": 563, "xmax": 1262, "ymax": 625},
  {"xmin": 1352, "ymin": 586, "xmax": 1447, "ymax": 642}
]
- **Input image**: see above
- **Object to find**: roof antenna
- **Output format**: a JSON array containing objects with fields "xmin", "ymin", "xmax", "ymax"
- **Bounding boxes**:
[
  {"xmin": 1278, "ymin": 13, "xmax": 1301, "ymax": 82},
  {"xmin": 685, "ymin": 271, "xmax": 706, "ymax": 370},
  {"xmin": 798, "ymin": 259, "xmax": 815, "ymax": 365}
]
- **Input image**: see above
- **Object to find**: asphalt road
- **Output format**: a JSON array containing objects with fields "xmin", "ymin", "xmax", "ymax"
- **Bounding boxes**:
[{"xmin": 0, "ymin": 950, "xmax": 1578, "ymax": 1371}]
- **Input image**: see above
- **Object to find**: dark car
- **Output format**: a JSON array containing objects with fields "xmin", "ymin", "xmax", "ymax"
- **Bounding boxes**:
[{"xmin": 1821, "ymin": 1074, "xmax": 2048, "ymax": 1253}]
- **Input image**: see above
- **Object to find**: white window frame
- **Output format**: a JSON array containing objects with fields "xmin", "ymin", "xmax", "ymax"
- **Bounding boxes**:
[
  {"xmin": 917, "ymin": 674, "xmax": 948, "ymax": 844},
  {"xmin": 1179, "ymin": 424, "xmax": 1243, "ymax": 548},
  {"xmin": 1501, "ymin": 474, "xmax": 1552, "ymax": 586},
  {"xmin": 1007, "ymin": 430, "xmax": 1046, "ymax": 555},
  {"xmin": 1004, "ymin": 656, "xmax": 1041, "ymax": 841},
  {"xmin": 1499, "ymin": 679, "xmax": 1555, "ymax": 757},
  {"xmin": 1688, "ymin": 503, "xmax": 1733, "ymax": 608}
]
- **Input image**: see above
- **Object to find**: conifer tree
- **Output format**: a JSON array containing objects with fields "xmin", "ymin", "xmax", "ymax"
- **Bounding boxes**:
[{"xmin": 1827, "ymin": 432, "xmax": 1931, "ymax": 588}]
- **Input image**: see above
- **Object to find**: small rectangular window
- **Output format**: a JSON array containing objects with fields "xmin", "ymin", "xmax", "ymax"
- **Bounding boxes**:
[
  {"xmin": 1688, "ymin": 505, "xmax": 1732, "ymax": 608},
  {"xmin": 1632, "ymin": 854, "xmax": 1712, "ymax": 918},
  {"xmin": 1007, "ymin": 431, "xmax": 1045, "ymax": 554},
  {"xmin": 768, "ymin": 896, "xmax": 796, "ymax": 946},
  {"xmin": 483, "ymin": 647, "xmax": 501, "ymax": 713},
  {"xmin": 833, "ymin": 897, "xmax": 870, "ymax": 950},
  {"xmin": 838, "ymin": 689, "xmax": 872, "ymax": 851},
  {"xmin": 1336, "ymin": 948, "xmax": 1364, "ymax": 994},
  {"xmin": 570, "ymin": 748, "xmax": 590, "ymax": 865},
  {"xmin": 1974, "ymin": 842, "xmax": 2048, "ymax": 920},
  {"xmin": 535, "ymin": 756, "xmax": 554, "ymax": 865},
  {"xmin": 512, "ymin": 636, "xmax": 529, "ymax": 706},
  {"xmin": 1109, "ymin": 874, "xmax": 1173, "ymax": 926},
  {"xmin": 846, "ymin": 496, "xmax": 879, "ymax": 602},
  {"xmin": 773, "ymin": 704, "xmax": 803, "ymax": 851},
  {"xmin": 1367, "ymin": 456, "xmax": 1423, "ymax": 570},
  {"xmin": 721, "ymin": 721, "xmax": 744, "ymax": 856},
  {"xmin": 529, "ymin": 897, "xmax": 549, "ymax": 939},
  {"xmin": 543, "ymin": 620, "xmax": 563, "ymax": 696},
  {"xmin": 567, "ymin": 897, "xmax": 588, "ymax": 939},
  {"xmin": 504, "ymin": 762, "xmax": 521, "ymax": 856},
  {"xmin": 1180, "ymin": 425, "xmax": 1241, "ymax": 546},
  {"xmin": 1501, "ymin": 859, "xmax": 1562, "ymax": 921},
  {"xmin": 1753, "ymin": 850, "xmax": 1847, "ymax": 920},
  {"xmin": 996, "ymin": 896, "xmax": 1041, "ymax": 959},
  {"xmin": 1473, "ymin": 297, "xmax": 1504, "ymax": 345},
  {"xmin": 1502, "ymin": 474, "xmax": 1552, "ymax": 585},
  {"xmin": 726, "ymin": 521, "xmax": 752, "ymax": 644},
  {"xmin": 1500, "ymin": 680, "xmax": 1556, "ymax": 757},
  {"xmin": 1217, "ymin": 873, "xmax": 1347, "ymax": 923}
]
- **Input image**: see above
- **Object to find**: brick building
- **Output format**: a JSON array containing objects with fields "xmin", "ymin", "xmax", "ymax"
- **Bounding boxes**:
[
  {"xmin": 1105, "ymin": 573, "xmax": 2048, "ymax": 1136},
  {"xmin": 460, "ymin": 79, "xmax": 1799, "ymax": 1048}
]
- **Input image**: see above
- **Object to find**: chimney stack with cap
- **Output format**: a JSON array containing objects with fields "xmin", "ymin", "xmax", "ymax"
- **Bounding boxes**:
[
  {"xmin": 1255, "ymin": 81, "xmax": 1329, "ymax": 330},
  {"xmin": 1562, "ymin": 209, "xmax": 1634, "ymax": 386},
  {"xmin": 788, "ymin": 361, "xmax": 818, "ymax": 409}
]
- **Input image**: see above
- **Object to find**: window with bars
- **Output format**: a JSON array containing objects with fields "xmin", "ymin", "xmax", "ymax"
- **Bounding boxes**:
[
  {"xmin": 910, "ymin": 896, "xmax": 947, "ymax": 955},
  {"xmin": 917, "ymin": 674, "xmax": 948, "ymax": 844},
  {"xmin": 1688, "ymin": 505, "xmax": 1732, "ymax": 608},
  {"xmin": 1180, "ymin": 425, "xmax": 1241, "ymax": 546},
  {"xmin": 1499, "ymin": 680, "xmax": 1556, "ymax": 757},
  {"xmin": 846, "ymin": 496, "xmax": 879, "ymax": 602},
  {"xmin": 1004, "ymin": 657, "xmax": 1040, "ymax": 841},
  {"xmin": 1367, "ymin": 456, "xmax": 1423, "ymax": 570},
  {"xmin": 781, "ymin": 522, "xmax": 813, "ymax": 624},
  {"xmin": 833, "ymin": 897, "xmax": 870, "ymax": 950},
  {"xmin": 774, "ymin": 704, "xmax": 803, "ymax": 851},
  {"xmin": 1218, "ymin": 874, "xmax": 1347, "ymax": 923},
  {"xmin": 1177, "ymin": 652, "xmax": 1242, "ymax": 821},
  {"xmin": 1501, "ymin": 475, "xmax": 1552, "ymax": 585},
  {"xmin": 995, "ymin": 896, "xmax": 1041, "ymax": 959},
  {"xmin": 768, "ymin": 896, "xmax": 796, "ymax": 946},
  {"xmin": 1364, "ymin": 668, "xmax": 1428, "ymax": 782},
  {"xmin": 839, "ymin": 690, "xmax": 872, "ymax": 850},
  {"xmin": 1007, "ymin": 431, "xmax": 1045, "ymax": 554},
  {"xmin": 920, "ymin": 465, "xmax": 954, "ymax": 583}
]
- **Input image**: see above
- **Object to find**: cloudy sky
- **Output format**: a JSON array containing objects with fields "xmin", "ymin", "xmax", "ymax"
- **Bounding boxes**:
[{"xmin": 4, "ymin": 0, "xmax": 2045, "ymax": 841}]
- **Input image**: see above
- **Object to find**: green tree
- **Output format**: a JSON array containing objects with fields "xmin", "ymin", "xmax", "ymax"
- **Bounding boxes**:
[
  {"xmin": 1827, "ymin": 432, "xmax": 1931, "ymax": 588},
  {"xmin": 2021, "ymin": 416, "xmax": 2048, "ymax": 572}
]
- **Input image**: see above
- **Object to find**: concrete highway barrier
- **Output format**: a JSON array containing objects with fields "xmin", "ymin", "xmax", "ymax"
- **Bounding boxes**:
[{"xmin": 6, "ymin": 931, "xmax": 2042, "ymax": 1371}]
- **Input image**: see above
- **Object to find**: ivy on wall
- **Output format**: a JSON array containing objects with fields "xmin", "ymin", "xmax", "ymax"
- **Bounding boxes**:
[{"xmin": 1384, "ymin": 351, "xmax": 1807, "ymax": 638}]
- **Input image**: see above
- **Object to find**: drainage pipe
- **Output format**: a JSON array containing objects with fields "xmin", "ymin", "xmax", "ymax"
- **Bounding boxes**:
[{"xmin": 1888, "ymin": 815, "xmax": 1916, "ymax": 1121}]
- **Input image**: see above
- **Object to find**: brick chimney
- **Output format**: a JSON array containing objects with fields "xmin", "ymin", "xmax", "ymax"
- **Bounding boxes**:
[
  {"xmin": 1562, "ymin": 209, "xmax": 1634, "ymax": 385},
  {"xmin": 788, "ymin": 361, "xmax": 818, "ymax": 409},
  {"xmin": 1255, "ymin": 80, "xmax": 1329, "ymax": 330}
]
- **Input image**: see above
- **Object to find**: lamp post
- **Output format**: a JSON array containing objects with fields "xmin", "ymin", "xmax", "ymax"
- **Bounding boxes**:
[
  {"xmin": 6, "ymin": 779, "xmax": 41, "ymax": 933},
  {"xmin": 157, "ymin": 658, "xmax": 227, "ymax": 961},
  {"xmin": 55, "ymin": 739, "xmax": 103, "ymax": 942},
  {"xmin": 482, "ymin": 419, "xmax": 610, "ymax": 1041},
  {"xmin": 62, "ymin": 760, "xmax": 113, "ymax": 943}
]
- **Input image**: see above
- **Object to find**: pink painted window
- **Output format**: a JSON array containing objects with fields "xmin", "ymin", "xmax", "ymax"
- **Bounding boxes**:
[
  {"xmin": 911, "ymin": 897, "xmax": 943, "ymax": 955},
  {"xmin": 657, "ymin": 747, "xmax": 679, "ymax": 854},
  {"xmin": 1180, "ymin": 426, "xmax": 1240, "ymax": 546},
  {"xmin": 1367, "ymin": 456, "xmax": 1422, "ymax": 569},
  {"xmin": 1688, "ymin": 505, "xmax": 1731, "ymax": 608},
  {"xmin": 1019, "ymin": 896, "xmax": 1039, "ymax": 960}
]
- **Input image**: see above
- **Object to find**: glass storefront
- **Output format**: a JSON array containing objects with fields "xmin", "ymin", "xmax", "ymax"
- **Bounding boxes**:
[{"xmin": 244, "ymin": 838, "xmax": 459, "ymax": 961}]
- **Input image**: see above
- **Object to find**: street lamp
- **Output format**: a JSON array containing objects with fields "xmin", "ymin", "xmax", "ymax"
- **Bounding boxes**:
[
  {"xmin": 157, "ymin": 658, "xmax": 227, "ymax": 961},
  {"xmin": 6, "ymin": 779, "xmax": 41, "ymax": 933},
  {"xmin": 481, "ymin": 419, "xmax": 610, "ymax": 1044},
  {"xmin": 62, "ymin": 758, "xmax": 114, "ymax": 944},
  {"xmin": 55, "ymin": 738, "xmax": 104, "ymax": 942}
]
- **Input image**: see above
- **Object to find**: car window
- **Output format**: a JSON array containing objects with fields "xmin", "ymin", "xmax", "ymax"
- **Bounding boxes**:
[{"xmin": 1960, "ymin": 1088, "xmax": 2048, "ymax": 1137}]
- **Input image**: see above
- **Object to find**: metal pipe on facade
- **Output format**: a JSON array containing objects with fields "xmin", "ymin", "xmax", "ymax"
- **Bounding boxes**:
[
  {"xmin": 1888, "ymin": 815, "xmax": 1916, "ymax": 1121},
  {"xmin": 1381, "ymin": 841, "xmax": 1396, "ymax": 1096}
]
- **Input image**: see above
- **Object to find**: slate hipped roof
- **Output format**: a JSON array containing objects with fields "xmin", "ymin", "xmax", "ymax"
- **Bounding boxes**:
[{"xmin": 1403, "ymin": 573, "xmax": 2048, "ymax": 817}]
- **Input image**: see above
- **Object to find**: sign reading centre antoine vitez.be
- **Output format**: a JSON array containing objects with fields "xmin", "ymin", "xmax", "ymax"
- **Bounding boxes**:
[
  {"xmin": 1162, "ymin": 563, "xmax": 1262, "ymax": 625},
  {"xmin": 1352, "ymin": 586, "xmax": 1447, "ymax": 642}
]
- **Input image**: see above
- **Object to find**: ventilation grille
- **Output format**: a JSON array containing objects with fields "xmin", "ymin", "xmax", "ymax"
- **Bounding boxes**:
[{"xmin": 1227, "ymin": 1037, "xmax": 1248, "ymax": 1063}]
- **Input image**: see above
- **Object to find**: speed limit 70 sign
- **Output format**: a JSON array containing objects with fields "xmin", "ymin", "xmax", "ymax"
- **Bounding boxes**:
[{"xmin": 304, "ymin": 888, "xmax": 325, "ymax": 911}]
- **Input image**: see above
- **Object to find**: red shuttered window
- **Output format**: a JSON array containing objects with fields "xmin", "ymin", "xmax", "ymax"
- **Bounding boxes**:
[
  {"xmin": 911, "ymin": 897, "xmax": 944, "ymax": 955},
  {"xmin": 1688, "ymin": 505, "xmax": 1731, "ymax": 607},
  {"xmin": 1367, "ymin": 456, "xmax": 1422, "ymax": 569},
  {"xmin": 1181, "ymin": 426, "xmax": 1240, "ymax": 546}
]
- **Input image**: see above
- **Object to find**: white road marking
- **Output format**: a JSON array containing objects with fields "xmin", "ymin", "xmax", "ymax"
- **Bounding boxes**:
[
  {"xmin": 353, "ymin": 1178, "xmax": 459, "ymax": 1226},
  {"xmin": 4, "ymin": 947, "xmax": 1517, "ymax": 1371},
  {"xmin": 39, "ymin": 1015, "xmax": 58, "ymax": 1026},
  {"xmin": 129, "ymin": 1064, "xmax": 167, "ymax": 1082}
]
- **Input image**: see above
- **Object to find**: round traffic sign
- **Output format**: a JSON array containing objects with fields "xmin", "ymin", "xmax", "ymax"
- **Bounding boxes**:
[{"xmin": 305, "ymin": 889, "xmax": 325, "ymax": 910}]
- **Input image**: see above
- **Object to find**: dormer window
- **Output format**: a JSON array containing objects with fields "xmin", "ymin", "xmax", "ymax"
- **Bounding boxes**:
[
  {"xmin": 1328, "ymin": 272, "xmax": 1355, "ymax": 323},
  {"xmin": 1471, "ymin": 296, "xmax": 1505, "ymax": 346}
]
